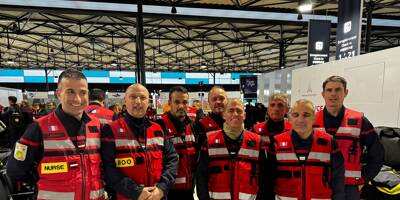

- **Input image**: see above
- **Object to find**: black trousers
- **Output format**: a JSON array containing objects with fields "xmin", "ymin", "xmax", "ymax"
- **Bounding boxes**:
[
  {"xmin": 167, "ymin": 189, "xmax": 194, "ymax": 200},
  {"xmin": 345, "ymin": 185, "xmax": 360, "ymax": 200}
]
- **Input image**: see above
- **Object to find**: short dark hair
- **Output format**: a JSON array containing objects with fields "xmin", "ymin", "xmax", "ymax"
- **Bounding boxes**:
[
  {"xmin": 89, "ymin": 88, "xmax": 106, "ymax": 101},
  {"xmin": 58, "ymin": 69, "xmax": 87, "ymax": 89},
  {"xmin": 8, "ymin": 96, "xmax": 17, "ymax": 104},
  {"xmin": 169, "ymin": 86, "xmax": 188, "ymax": 100},
  {"xmin": 322, "ymin": 75, "xmax": 347, "ymax": 91}
]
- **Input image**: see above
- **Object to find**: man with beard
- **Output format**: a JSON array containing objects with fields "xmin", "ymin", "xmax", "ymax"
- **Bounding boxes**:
[
  {"xmin": 102, "ymin": 84, "xmax": 178, "ymax": 200},
  {"xmin": 156, "ymin": 86, "xmax": 197, "ymax": 200},
  {"xmin": 192, "ymin": 86, "xmax": 228, "ymax": 150}
]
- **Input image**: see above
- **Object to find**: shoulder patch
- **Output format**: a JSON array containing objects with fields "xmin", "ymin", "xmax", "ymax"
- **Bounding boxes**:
[
  {"xmin": 14, "ymin": 142, "xmax": 28, "ymax": 161},
  {"xmin": 317, "ymin": 138, "xmax": 328, "ymax": 146},
  {"xmin": 154, "ymin": 130, "xmax": 164, "ymax": 137},
  {"xmin": 246, "ymin": 140, "xmax": 257, "ymax": 147},
  {"xmin": 347, "ymin": 118, "xmax": 358, "ymax": 126},
  {"xmin": 88, "ymin": 126, "xmax": 99, "ymax": 133}
]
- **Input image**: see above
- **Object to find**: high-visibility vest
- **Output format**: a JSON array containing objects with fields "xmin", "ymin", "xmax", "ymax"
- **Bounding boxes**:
[
  {"xmin": 161, "ymin": 115, "xmax": 196, "ymax": 190},
  {"xmin": 37, "ymin": 112, "xmax": 104, "ymax": 200},
  {"xmin": 253, "ymin": 120, "xmax": 292, "ymax": 148},
  {"xmin": 108, "ymin": 118, "xmax": 164, "ymax": 200},
  {"xmin": 314, "ymin": 108, "xmax": 364, "ymax": 185},
  {"xmin": 207, "ymin": 130, "xmax": 260, "ymax": 200},
  {"xmin": 199, "ymin": 115, "xmax": 222, "ymax": 136},
  {"xmin": 274, "ymin": 129, "xmax": 333, "ymax": 200},
  {"xmin": 84, "ymin": 104, "xmax": 114, "ymax": 124},
  {"xmin": 187, "ymin": 106, "xmax": 198, "ymax": 121}
]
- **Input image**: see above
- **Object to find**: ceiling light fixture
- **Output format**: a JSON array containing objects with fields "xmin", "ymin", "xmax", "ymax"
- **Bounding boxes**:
[{"xmin": 298, "ymin": 0, "xmax": 313, "ymax": 13}]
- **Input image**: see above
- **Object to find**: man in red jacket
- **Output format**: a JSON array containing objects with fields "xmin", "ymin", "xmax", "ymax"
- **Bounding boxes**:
[
  {"xmin": 253, "ymin": 93, "xmax": 292, "ymax": 149},
  {"xmin": 7, "ymin": 69, "xmax": 105, "ymax": 200},
  {"xmin": 84, "ymin": 88, "xmax": 118, "ymax": 125},
  {"xmin": 314, "ymin": 75, "xmax": 384, "ymax": 200}
]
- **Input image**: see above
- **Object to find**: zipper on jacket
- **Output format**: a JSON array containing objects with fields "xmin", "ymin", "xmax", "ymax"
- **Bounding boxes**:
[
  {"xmin": 302, "ymin": 165, "xmax": 306, "ymax": 200},
  {"xmin": 80, "ymin": 153, "xmax": 86, "ymax": 200}
]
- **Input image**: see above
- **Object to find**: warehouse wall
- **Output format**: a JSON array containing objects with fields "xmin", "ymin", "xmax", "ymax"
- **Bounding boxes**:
[{"xmin": 291, "ymin": 46, "xmax": 400, "ymax": 127}]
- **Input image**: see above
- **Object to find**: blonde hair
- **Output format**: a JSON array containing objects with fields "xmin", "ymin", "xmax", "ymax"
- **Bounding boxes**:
[
  {"xmin": 268, "ymin": 93, "xmax": 288, "ymax": 106},
  {"xmin": 225, "ymin": 98, "xmax": 244, "ymax": 110},
  {"xmin": 291, "ymin": 99, "xmax": 315, "ymax": 114}
]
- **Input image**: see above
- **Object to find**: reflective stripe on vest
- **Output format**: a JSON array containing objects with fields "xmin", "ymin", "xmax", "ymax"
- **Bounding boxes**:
[
  {"xmin": 175, "ymin": 177, "xmax": 186, "ymax": 184},
  {"xmin": 276, "ymin": 152, "xmax": 297, "ymax": 161},
  {"xmin": 209, "ymin": 148, "xmax": 229, "ymax": 156},
  {"xmin": 238, "ymin": 148, "xmax": 259, "ymax": 158},
  {"xmin": 170, "ymin": 135, "xmax": 195, "ymax": 144},
  {"xmin": 345, "ymin": 170, "xmax": 362, "ymax": 178},
  {"xmin": 115, "ymin": 139, "xmax": 140, "ymax": 147},
  {"xmin": 38, "ymin": 190, "xmax": 75, "ymax": 200},
  {"xmin": 337, "ymin": 127, "xmax": 360, "ymax": 137},
  {"xmin": 308, "ymin": 152, "xmax": 330, "ymax": 162},
  {"xmin": 238, "ymin": 192, "xmax": 257, "ymax": 200},
  {"xmin": 209, "ymin": 192, "xmax": 231, "ymax": 199},
  {"xmin": 275, "ymin": 195, "xmax": 297, "ymax": 200},
  {"xmin": 43, "ymin": 140, "xmax": 75, "ymax": 149},
  {"xmin": 90, "ymin": 188, "xmax": 105, "ymax": 199}
]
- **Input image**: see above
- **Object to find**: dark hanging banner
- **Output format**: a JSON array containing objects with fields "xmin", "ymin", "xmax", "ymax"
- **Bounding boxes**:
[
  {"xmin": 307, "ymin": 20, "xmax": 331, "ymax": 66},
  {"xmin": 240, "ymin": 75, "xmax": 257, "ymax": 99},
  {"xmin": 335, "ymin": 0, "xmax": 363, "ymax": 60}
]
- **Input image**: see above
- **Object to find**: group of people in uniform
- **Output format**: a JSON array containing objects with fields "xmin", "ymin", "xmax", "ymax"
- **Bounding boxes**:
[{"xmin": 6, "ymin": 68, "xmax": 384, "ymax": 200}]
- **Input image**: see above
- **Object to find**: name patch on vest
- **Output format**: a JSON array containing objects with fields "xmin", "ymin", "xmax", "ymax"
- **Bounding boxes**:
[
  {"xmin": 41, "ymin": 162, "xmax": 68, "ymax": 174},
  {"xmin": 115, "ymin": 157, "xmax": 135, "ymax": 167},
  {"xmin": 317, "ymin": 138, "xmax": 328, "ymax": 146},
  {"xmin": 247, "ymin": 140, "xmax": 257, "ymax": 147}
]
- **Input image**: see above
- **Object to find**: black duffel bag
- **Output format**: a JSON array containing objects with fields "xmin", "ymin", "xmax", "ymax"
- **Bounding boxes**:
[{"xmin": 375, "ymin": 126, "xmax": 400, "ymax": 170}]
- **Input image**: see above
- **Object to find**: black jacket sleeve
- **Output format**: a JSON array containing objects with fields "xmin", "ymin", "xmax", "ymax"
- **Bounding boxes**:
[
  {"xmin": 331, "ymin": 138, "xmax": 345, "ymax": 200},
  {"xmin": 6, "ymin": 122, "xmax": 43, "ymax": 183},
  {"xmin": 156, "ymin": 137, "xmax": 178, "ymax": 193},
  {"xmin": 256, "ymin": 145, "xmax": 268, "ymax": 200},
  {"xmin": 360, "ymin": 116, "xmax": 384, "ymax": 183},
  {"xmin": 101, "ymin": 124, "xmax": 144, "ymax": 200},
  {"xmin": 196, "ymin": 140, "xmax": 209, "ymax": 200}
]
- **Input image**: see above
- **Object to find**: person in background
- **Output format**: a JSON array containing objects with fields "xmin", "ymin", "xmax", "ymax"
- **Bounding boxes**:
[
  {"xmin": 314, "ymin": 75, "xmax": 384, "ymax": 200},
  {"xmin": 84, "ymin": 88, "xmax": 118, "ymax": 124},
  {"xmin": 101, "ymin": 84, "xmax": 178, "ymax": 200},
  {"xmin": 192, "ymin": 99, "xmax": 205, "ymax": 121},
  {"xmin": 265, "ymin": 99, "xmax": 345, "ymax": 200},
  {"xmin": 46, "ymin": 101, "xmax": 56, "ymax": 113},
  {"xmin": 7, "ymin": 69, "xmax": 105, "ymax": 199},
  {"xmin": 253, "ymin": 93, "xmax": 292, "ymax": 150},
  {"xmin": 1, "ymin": 96, "xmax": 33, "ymax": 148},
  {"xmin": 192, "ymin": 86, "xmax": 228, "ymax": 150}
]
